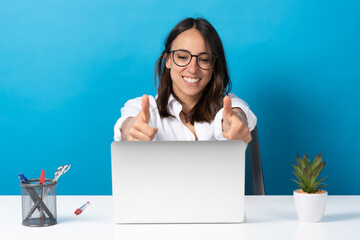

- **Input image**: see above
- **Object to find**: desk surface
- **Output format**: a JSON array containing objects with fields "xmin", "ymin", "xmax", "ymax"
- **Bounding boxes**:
[{"xmin": 1, "ymin": 195, "xmax": 359, "ymax": 240}]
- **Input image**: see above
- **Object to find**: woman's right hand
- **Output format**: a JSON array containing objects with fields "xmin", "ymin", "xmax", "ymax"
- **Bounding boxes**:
[{"xmin": 121, "ymin": 95, "xmax": 158, "ymax": 141}]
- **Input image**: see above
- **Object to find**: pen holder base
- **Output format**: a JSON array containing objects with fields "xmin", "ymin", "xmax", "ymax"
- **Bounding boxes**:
[
  {"xmin": 22, "ymin": 218, "xmax": 57, "ymax": 227},
  {"xmin": 20, "ymin": 179, "xmax": 57, "ymax": 227}
]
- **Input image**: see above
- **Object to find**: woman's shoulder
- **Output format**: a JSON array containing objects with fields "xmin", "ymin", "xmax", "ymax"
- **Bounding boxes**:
[
  {"xmin": 148, "ymin": 95, "xmax": 158, "ymax": 110},
  {"xmin": 227, "ymin": 93, "xmax": 249, "ymax": 107},
  {"xmin": 228, "ymin": 93, "xmax": 239, "ymax": 99}
]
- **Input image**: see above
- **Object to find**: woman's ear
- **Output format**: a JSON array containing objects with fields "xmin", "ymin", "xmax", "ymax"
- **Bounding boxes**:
[{"xmin": 164, "ymin": 53, "xmax": 171, "ymax": 69}]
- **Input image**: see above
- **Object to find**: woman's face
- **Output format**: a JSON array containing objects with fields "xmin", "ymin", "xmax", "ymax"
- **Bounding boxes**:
[{"xmin": 166, "ymin": 28, "xmax": 213, "ymax": 105}]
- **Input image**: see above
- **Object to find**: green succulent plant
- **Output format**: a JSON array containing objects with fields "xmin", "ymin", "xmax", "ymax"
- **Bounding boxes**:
[{"xmin": 292, "ymin": 153, "xmax": 328, "ymax": 193}]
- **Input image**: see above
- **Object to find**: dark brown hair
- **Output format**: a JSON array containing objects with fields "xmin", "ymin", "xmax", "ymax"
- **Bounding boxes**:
[{"xmin": 154, "ymin": 17, "xmax": 231, "ymax": 124}]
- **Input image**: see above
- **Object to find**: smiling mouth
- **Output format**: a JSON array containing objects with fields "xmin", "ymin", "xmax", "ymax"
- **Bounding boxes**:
[{"xmin": 183, "ymin": 76, "xmax": 201, "ymax": 84}]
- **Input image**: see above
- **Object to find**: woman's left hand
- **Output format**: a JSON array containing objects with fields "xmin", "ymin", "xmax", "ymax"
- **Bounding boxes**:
[{"xmin": 222, "ymin": 96, "xmax": 252, "ymax": 143}]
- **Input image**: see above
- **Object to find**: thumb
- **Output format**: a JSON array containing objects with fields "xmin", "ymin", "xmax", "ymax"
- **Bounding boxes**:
[
  {"xmin": 223, "ymin": 96, "xmax": 233, "ymax": 121},
  {"xmin": 141, "ymin": 94, "xmax": 151, "ymax": 123}
]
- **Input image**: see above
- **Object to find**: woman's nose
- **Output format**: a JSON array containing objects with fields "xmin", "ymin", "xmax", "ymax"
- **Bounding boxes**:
[{"xmin": 187, "ymin": 56, "xmax": 198, "ymax": 73}]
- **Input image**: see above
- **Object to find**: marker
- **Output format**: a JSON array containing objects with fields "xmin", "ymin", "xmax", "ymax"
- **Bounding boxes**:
[
  {"xmin": 74, "ymin": 201, "xmax": 91, "ymax": 215},
  {"xmin": 18, "ymin": 173, "xmax": 28, "ymax": 183}
]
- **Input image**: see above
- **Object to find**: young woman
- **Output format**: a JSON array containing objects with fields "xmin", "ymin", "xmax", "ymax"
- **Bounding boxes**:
[{"xmin": 114, "ymin": 17, "xmax": 257, "ymax": 142}]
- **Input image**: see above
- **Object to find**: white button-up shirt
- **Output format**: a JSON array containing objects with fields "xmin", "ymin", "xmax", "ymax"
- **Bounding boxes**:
[{"xmin": 114, "ymin": 93, "xmax": 257, "ymax": 141}]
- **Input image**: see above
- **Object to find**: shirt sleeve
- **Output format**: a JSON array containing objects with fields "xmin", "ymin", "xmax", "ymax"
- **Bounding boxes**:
[
  {"xmin": 214, "ymin": 93, "xmax": 257, "ymax": 140},
  {"xmin": 114, "ymin": 97, "xmax": 143, "ymax": 141}
]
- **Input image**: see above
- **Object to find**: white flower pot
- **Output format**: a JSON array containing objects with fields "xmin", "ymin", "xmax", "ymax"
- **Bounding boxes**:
[{"xmin": 293, "ymin": 190, "xmax": 328, "ymax": 222}]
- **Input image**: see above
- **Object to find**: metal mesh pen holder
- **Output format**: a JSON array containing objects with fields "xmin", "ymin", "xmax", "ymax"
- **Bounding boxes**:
[{"xmin": 20, "ymin": 179, "xmax": 57, "ymax": 227}]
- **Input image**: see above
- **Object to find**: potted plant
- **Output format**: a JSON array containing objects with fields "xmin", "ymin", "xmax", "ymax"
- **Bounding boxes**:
[{"xmin": 292, "ymin": 153, "xmax": 328, "ymax": 222}]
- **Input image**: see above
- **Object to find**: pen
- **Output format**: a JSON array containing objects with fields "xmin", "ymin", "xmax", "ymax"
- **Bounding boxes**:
[
  {"xmin": 74, "ymin": 201, "xmax": 91, "ymax": 215},
  {"xmin": 39, "ymin": 170, "xmax": 45, "ymax": 221},
  {"xmin": 18, "ymin": 173, "xmax": 28, "ymax": 183},
  {"xmin": 39, "ymin": 170, "xmax": 45, "ymax": 185}
]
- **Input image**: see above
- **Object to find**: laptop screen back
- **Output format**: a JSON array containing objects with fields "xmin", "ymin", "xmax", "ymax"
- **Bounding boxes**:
[{"xmin": 111, "ymin": 141, "xmax": 246, "ymax": 223}]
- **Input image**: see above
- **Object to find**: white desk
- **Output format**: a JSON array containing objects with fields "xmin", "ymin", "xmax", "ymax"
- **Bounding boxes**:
[{"xmin": 1, "ymin": 196, "xmax": 359, "ymax": 240}]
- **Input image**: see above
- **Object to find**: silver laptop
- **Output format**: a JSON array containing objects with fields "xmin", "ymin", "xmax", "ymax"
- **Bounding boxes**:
[{"xmin": 111, "ymin": 141, "xmax": 246, "ymax": 223}]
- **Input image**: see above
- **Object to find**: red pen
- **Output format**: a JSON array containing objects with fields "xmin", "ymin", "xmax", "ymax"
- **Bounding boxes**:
[
  {"xmin": 39, "ymin": 170, "xmax": 45, "ymax": 184},
  {"xmin": 74, "ymin": 201, "xmax": 91, "ymax": 215},
  {"xmin": 39, "ymin": 169, "xmax": 45, "ymax": 221}
]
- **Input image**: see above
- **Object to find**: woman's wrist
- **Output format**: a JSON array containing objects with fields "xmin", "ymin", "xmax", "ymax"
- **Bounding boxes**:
[
  {"xmin": 121, "ymin": 117, "xmax": 135, "ymax": 140},
  {"xmin": 232, "ymin": 107, "xmax": 248, "ymax": 127}
]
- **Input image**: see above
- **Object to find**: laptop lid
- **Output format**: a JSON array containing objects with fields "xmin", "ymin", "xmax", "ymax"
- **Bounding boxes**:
[{"xmin": 111, "ymin": 141, "xmax": 246, "ymax": 223}]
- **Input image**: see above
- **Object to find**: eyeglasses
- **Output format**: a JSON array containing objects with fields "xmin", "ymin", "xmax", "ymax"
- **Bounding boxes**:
[{"xmin": 168, "ymin": 49, "xmax": 216, "ymax": 70}]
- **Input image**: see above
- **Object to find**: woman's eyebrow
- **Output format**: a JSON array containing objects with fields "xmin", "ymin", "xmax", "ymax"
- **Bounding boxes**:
[{"xmin": 175, "ymin": 49, "xmax": 209, "ymax": 55}]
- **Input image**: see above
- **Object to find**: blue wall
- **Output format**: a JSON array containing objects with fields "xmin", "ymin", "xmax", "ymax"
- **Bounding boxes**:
[{"xmin": 1, "ymin": 0, "xmax": 359, "ymax": 195}]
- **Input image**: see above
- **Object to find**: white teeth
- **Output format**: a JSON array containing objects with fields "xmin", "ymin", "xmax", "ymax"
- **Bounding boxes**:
[{"xmin": 183, "ymin": 77, "xmax": 200, "ymax": 83}]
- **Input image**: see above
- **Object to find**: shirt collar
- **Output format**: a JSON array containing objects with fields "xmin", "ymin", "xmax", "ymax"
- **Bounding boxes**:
[
  {"xmin": 168, "ymin": 93, "xmax": 177, "ymax": 105},
  {"xmin": 167, "ymin": 94, "xmax": 183, "ymax": 116}
]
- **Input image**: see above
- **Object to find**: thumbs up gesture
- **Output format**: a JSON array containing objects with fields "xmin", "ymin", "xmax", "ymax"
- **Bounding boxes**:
[
  {"xmin": 222, "ymin": 96, "xmax": 252, "ymax": 143},
  {"xmin": 122, "ymin": 95, "xmax": 158, "ymax": 141}
]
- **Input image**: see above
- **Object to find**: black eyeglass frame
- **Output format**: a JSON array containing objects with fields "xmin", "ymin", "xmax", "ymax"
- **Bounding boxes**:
[{"xmin": 168, "ymin": 49, "xmax": 217, "ymax": 70}]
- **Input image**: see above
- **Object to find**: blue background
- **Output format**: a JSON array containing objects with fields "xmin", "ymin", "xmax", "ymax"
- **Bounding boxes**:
[{"xmin": 1, "ymin": 0, "xmax": 359, "ymax": 195}]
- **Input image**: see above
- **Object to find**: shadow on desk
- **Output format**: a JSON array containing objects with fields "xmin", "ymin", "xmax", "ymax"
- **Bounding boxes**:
[
  {"xmin": 57, "ymin": 214, "xmax": 110, "ymax": 224},
  {"xmin": 57, "ymin": 216, "xmax": 73, "ymax": 224},
  {"xmin": 322, "ymin": 212, "xmax": 360, "ymax": 222}
]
